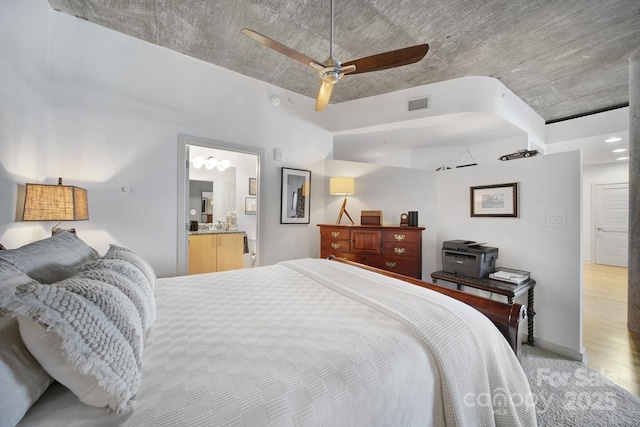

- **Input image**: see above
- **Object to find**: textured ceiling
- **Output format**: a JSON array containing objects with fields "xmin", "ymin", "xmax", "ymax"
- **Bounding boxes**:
[{"xmin": 47, "ymin": 0, "xmax": 639, "ymax": 123}]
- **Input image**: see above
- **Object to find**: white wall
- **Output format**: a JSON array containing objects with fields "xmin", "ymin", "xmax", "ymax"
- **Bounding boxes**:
[
  {"xmin": 325, "ymin": 153, "xmax": 584, "ymax": 357},
  {"xmin": 0, "ymin": 0, "xmax": 332, "ymax": 277},
  {"xmin": 582, "ymin": 162, "xmax": 629, "ymax": 263},
  {"xmin": 436, "ymin": 151, "xmax": 583, "ymax": 358},
  {"xmin": 0, "ymin": 0, "xmax": 51, "ymax": 245}
]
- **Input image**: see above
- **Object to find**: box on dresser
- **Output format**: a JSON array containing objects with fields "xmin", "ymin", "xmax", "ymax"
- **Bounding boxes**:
[{"xmin": 318, "ymin": 224, "xmax": 425, "ymax": 279}]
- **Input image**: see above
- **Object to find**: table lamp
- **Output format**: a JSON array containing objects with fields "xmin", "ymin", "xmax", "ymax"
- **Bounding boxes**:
[
  {"xmin": 329, "ymin": 176, "xmax": 355, "ymax": 225},
  {"xmin": 22, "ymin": 177, "xmax": 89, "ymax": 234}
]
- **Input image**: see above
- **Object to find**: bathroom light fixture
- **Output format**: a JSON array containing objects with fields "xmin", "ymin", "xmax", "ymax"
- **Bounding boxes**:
[
  {"xmin": 22, "ymin": 177, "xmax": 89, "ymax": 234},
  {"xmin": 329, "ymin": 176, "xmax": 355, "ymax": 225},
  {"xmin": 193, "ymin": 156, "xmax": 230, "ymax": 171}
]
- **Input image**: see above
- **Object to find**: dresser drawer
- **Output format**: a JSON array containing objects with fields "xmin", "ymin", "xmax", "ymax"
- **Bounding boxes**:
[
  {"xmin": 366, "ymin": 255, "xmax": 419, "ymax": 278},
  {"xmin": 320, "ymin": 227, "xmax": 349, "ymax": 241},
  {"xmin": 382, "ymin": 241, "xmax": 420, "ymax": 258},
  {"xmin": 321, "ymin": 239, "xmax": 351, "ymax": 256},
  {"xmin": 382, "ymin": 230, "xmax": 421, "ymax": 244},
  {"xmin": 327, "ymin": 253, "xmax": 366, "ymax": 263}
]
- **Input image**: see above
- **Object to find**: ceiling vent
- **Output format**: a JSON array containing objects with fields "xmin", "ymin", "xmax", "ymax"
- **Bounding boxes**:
[{"xmin": 407, "ymin": 96, "xmax": 430, "ymax": 112}]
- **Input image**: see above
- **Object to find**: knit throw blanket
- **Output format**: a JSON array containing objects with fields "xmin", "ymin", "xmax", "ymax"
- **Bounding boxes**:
[
  {"xmin": 282, "ymin": 259, "xmax": 537, "ymax": 427},
  {"xmin": 1, "ymin": 271, "xmax": 144, "ymax": 411}
]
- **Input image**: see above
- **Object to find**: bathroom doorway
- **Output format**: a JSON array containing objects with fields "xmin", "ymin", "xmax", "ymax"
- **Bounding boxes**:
[{"xmin": 177, "ymin": 135, "xmax": 264, "ymax": 276}]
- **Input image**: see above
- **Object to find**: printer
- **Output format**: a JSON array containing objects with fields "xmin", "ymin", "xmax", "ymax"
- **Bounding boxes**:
[{"xmin": 442, "ymin": 240, "xmax": 498, "ymax": 279}]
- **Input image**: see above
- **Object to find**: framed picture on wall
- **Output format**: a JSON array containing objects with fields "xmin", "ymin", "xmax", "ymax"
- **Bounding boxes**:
[
  {"xmin": 280, "ymin": 167, "xmax": 310, "ymax": 224},
  {"xmin": 245, "ymin": 197, "xmax": 257, "ymax": 215},
  {"xmin": 249, "ymin": 178, "xmax": 257, "ymax": 195},
  {"xmin": 470, "ymin": 182, "xmax": 519, "ymax": 217}
]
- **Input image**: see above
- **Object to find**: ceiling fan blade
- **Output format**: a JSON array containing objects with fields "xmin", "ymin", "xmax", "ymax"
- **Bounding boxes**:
[
  {"xmin": 315, "ymin": 80, "xmax": 334, "ymax": 111},
  {"xmin": 241, "ymin": 28, "xmax": 324, "ymax": 68},
  {"xmin": 342, "ymin": 44, "xmax": 429, "ymax": 75}
]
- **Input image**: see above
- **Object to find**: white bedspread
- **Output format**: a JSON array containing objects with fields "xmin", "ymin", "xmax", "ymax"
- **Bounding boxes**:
[{"xmin": 18, "ymin": 258, "xmax": 535, "ymax": 426}]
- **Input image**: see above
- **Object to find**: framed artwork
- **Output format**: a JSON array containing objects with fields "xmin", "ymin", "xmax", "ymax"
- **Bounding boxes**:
[
  {"xmin": 280, "ymin": 167, "xmax": 310, "ymax": 224},
  {"xmin": 249, "ymin": 178, "xmax": 257, "ymax": 195},
  {"xmin": 470, "ymin": 182, "xmax": 519, "ymax": 217},
  {"xmin": 245, "ymin": 197, "xmax": 257, "ymax": 215}
]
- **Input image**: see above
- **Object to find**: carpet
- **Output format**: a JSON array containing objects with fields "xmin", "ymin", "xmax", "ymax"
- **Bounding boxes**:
[{"xmin": 520, "ymin": 344, "xmax": 640, "ymax": 426}]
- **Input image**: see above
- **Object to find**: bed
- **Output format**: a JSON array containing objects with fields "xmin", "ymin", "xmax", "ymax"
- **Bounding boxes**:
[{"xmin": 0, "ymin": 231, "xmax": 536, "ymax": 426}]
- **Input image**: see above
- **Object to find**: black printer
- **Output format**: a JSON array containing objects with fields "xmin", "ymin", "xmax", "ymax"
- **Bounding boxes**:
[{"xmin": 442, "ymin": 240, "xmax": 498, "ymax": 279}]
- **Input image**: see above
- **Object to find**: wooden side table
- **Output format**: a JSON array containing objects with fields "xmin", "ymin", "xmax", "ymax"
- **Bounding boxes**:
[{"xmin": 430, "ymin": 270, "xmax": 536, "ymax": 345}]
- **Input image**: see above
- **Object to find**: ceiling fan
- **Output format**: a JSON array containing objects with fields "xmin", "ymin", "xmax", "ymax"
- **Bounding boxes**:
[{"xmin": 241, "ymin": 0, "xmax": 429, "ymax": 111}]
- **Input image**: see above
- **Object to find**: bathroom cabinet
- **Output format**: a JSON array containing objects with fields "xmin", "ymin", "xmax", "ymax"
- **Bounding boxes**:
[{"xmin": 188, "ymin": 232, "xmax": 244, "ymax": 274}]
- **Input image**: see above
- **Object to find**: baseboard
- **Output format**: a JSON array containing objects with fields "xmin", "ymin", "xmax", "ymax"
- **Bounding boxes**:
[{"xmin": 530, "ymin": 338, "xmax": 587, "ymax": 362}]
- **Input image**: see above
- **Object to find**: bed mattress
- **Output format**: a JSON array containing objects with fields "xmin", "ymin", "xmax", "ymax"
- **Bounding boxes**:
[{"xmin": 18, "ymin": 258, "xmax": 535, "ymax": 426}]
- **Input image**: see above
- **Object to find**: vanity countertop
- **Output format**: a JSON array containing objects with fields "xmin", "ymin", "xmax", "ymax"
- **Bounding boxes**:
[{"xmin": 189, "ymin": 230, "xmax": 245, "ymax": 235}]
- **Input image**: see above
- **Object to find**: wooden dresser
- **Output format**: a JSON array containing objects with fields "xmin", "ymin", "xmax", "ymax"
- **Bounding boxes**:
[{"xmin": 318, "ymin": 224, "xmax": 425, "ymax": 278}]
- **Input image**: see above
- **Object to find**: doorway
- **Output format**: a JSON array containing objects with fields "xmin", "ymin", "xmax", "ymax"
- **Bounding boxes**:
[
  {"xmin": 177, "ymin": 135, "xmax": 264, "ymax": 276},
  {"xmin": 593, "ymin": 182, "xmax": 629, "ymax": 267}
]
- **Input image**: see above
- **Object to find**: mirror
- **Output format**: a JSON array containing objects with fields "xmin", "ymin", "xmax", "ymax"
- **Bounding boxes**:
[
  {"xmin": 189, "ymin": 168, "xmax": 236, "ymax": 223},
  {"xmin": 189, "ymin": 180, "xmax": 214, "ymax": 223}
]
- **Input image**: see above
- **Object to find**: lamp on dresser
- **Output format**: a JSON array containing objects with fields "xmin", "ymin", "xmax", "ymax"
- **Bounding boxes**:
[
  {"xmin": 22, "ymin": 177, "xmax": 89, "ymax": 235},
  {"xmin": 329, "ymin": 176, "xmax": 355, "ymax": 225}
]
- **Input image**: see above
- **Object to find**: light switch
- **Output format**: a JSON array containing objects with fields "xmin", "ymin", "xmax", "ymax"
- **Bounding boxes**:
[{"xmin": 546, "ymin": 214, "xmax": 566, "ymax": 227}]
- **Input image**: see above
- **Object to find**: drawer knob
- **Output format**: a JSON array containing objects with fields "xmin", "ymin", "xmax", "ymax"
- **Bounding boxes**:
[
  {"xmin": 394, "ymin": 247, "xmax": 406, "ymax": 255},
  {"xmin": 331, "ymin": 231, "xmax": 341, "ymax": 237},
  {"xmin": 386, "ymin": 261, "xmax": 397, "ymax": 268},
  {"xmin": 331, "ymin": 243, "xmax": 341, "ymax": 249},
  {"xmin": 394, "ymin": 234, "xmax": 406, "ymax": 241}
]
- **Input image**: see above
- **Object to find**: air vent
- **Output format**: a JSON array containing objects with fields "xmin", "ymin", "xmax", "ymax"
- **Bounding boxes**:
[{"xmin": 408, "ymin": 96, "xmax": 430, "ymax": 111}]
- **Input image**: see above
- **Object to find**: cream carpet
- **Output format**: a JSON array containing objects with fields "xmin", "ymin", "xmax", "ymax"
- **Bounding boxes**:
[{"xmin": 521, "ymin": 345, "xmax": 640, "ymax": 426}]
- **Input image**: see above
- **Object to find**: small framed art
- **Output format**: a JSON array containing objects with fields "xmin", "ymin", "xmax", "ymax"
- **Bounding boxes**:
[
  {"xmin": 470, "ymin": 182, "xmax": 519, "ymax": 217},
  {"xmin": 249, "ymin": 178, "xmax": 257, "ymax": 195},
  {"xmin": 245, "ymin": 197, "xmax": 257, "ymax": 215},
  {"xmin": 280, "ymin": 167, "xmax": 310, "ymax": 224}
]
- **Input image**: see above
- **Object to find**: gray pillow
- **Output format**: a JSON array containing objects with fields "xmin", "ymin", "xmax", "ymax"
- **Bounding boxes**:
[
  {"xmin": 0, "ymin": 262, "xmax": 53, "ymax": 427},
  {"xmin": 0, "ymin": 231, "xmax": 99, "ymax": 284},
  {"xmin": 0, "ymin": 315, "xmax": 53, "ymax": 427}
]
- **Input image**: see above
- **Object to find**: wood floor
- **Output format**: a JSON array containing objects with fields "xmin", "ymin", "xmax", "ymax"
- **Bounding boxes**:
[{"xmin": 583, "ymin": 263, "xmax": 640, "ymax": 397}]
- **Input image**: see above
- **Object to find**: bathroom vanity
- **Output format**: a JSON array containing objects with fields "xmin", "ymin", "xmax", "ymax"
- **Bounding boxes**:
[{"xmin": 188, "ymin": 231, "xmax": 245, "ymax": 274}]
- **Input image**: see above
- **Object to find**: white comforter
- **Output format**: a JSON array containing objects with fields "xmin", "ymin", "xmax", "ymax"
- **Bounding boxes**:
[{"xmin": 19, "ymin": 258, "xmax": 535, "ymax": 426}]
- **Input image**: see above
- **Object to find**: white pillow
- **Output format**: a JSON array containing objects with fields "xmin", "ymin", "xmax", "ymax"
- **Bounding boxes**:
[
  {"xmin": 4, "ymin": 274, "xmax": 143, "ymax": 411},
  {"xmin": 0, "ymin": 231, "xmax": 99, "ymax": 284}
]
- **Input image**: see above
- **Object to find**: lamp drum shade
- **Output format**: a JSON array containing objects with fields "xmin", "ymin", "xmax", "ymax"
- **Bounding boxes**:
[
  {"xmin": 329, "ymin": 177, "xmax": 355, "ymax": 195},
  {"xmin": 23, "ymin": 183, "xmax": 89, "ymax": 222}
]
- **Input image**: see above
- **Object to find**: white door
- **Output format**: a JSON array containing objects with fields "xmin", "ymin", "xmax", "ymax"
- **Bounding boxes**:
[{"xmin": 594, "ymin": 183, "xmax": 629, "ymax": 267}]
